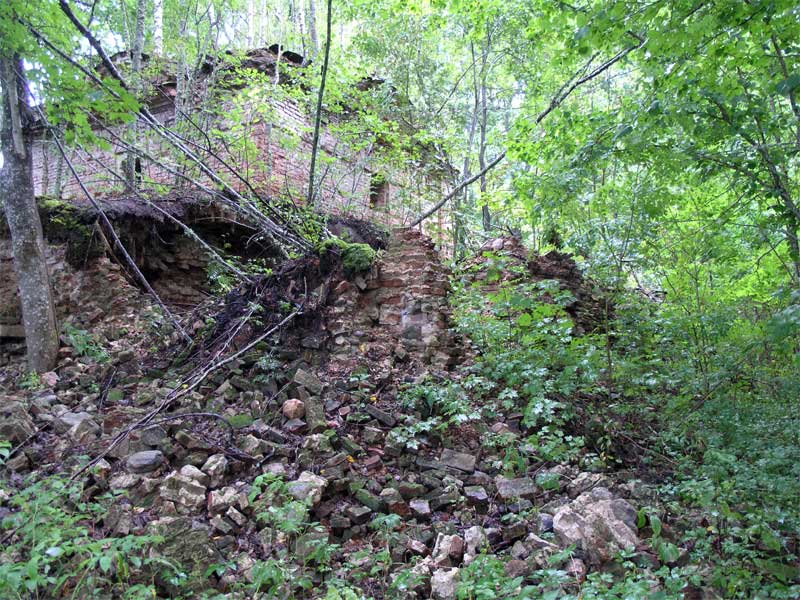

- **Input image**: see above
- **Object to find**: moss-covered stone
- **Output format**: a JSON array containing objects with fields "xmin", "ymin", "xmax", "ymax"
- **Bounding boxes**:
[
  {"xmin": 36, "ymin": 198, "xmax": 97, "ymax": 266},
  {"xmin": 318, "ymin": 237, "xmax": 377, "ymax": 276}
]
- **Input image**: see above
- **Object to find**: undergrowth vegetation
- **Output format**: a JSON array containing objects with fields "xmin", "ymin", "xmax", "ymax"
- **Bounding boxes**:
[
  {"xmin": 0, "ymin": 470, "xmax": 180, "ymax": 599},
  {"xmin": 387, "ymin": 248, "xmax": 800, "ymax": 598}
]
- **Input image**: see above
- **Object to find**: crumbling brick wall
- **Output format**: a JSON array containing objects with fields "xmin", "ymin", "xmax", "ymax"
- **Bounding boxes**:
[
  {"xmin": 30, "ymin": 88, "xmax": 447, "ymax": 232},
  {"xmin": 323, "ymin": 228, "xmax": 458, "ymax": 375}
]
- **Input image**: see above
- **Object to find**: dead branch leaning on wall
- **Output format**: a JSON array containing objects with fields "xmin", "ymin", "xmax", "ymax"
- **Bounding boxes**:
[
  {"xmin": 56, "ymin": 1, "xmax": 315, "ymax": 254},
  {"xmin": 30, "ymin": 17, "xmax": 301, "ymax": 255},
  {"xmin": 36, "ymin": 105, "xmax": 192, "ymax": 342},
  {"xmin": 70, "ymin": 127, "xmax": 253, "ymax": 282}
]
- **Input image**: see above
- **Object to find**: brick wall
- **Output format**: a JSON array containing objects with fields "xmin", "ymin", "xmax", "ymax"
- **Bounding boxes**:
[{"xmin": 30, "ymin": 91, "xmax": 449, "ymax": 240}]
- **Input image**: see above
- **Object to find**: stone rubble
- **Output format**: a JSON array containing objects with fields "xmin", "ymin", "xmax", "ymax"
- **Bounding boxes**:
[{"xmin": 0, "ymin": 227, "xmax": 659, "ymax": 598}]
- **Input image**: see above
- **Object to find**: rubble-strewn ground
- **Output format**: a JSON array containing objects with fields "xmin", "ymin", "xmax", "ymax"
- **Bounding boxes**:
[{"xmin": 0, "ymin": 229, "xmax": 794, "ymax": 599}]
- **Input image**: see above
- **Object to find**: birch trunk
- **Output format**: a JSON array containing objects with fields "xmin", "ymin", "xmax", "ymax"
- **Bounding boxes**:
[
  {"xmin": 478, "ymin": 34, "xmax": 491, "ymax": 232},
  {"xmin": 248, "ymin": 0, "xmax": 256, "ymax": 47},
  {"xmin": 0, "ymin": 56, "xmax": 59, "ymax": 372},
  {"xmin": 153, "ymin": 0, "xmax": 164, "ymax": 55},
  {"xmin": 307, "ymin": 0, "xmax": 333, "ymax": 206},
  {"xmin": 125, "ymin": 0, "xmax": 147, "ymax": 190},
  {"xmin": 307, "ymin": 0, "xmax": 319, "ymax": 61}
]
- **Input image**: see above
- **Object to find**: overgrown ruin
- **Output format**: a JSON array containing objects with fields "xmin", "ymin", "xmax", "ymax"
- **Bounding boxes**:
[{"xmin": 4, "ymin": 4, "xmax": 798, "ymax": 596}]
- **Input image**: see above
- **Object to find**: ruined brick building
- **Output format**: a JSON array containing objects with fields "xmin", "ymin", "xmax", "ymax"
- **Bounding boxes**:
[
  {"xmin": 1, "ymin": 46, "xmax": 457, "ymax": 354},
  {"xmin": 30, "ymin": 47, "xmax": 453, "ymax": 229}
]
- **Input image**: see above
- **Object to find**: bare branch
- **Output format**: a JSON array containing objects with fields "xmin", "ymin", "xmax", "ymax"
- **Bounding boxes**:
[
  {"xmin": 409, "ymin": 34, "xmax": 646, "ymax": 227},
  {"xmin": 36, "ymin": 105, "xmax": 192, "ymax": 342}
]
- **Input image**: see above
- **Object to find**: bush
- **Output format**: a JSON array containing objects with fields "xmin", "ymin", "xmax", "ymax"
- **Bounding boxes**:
[{"xmin": 0, "ymin": 474, "xmax": 181, "ymax": 599}]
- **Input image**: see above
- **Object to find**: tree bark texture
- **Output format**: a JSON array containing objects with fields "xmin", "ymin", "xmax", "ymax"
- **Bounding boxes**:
[
  {"xmin": 307, "ymin": 0, "xmax": 319, "ymax": 62},
  {"xmin": 153, "ymin": 0, "xmax": 164, "ymax": 55},
  {"xmin": 478, "ymin": 33, "xmax": 491, "ymax": 232},
  {"xmin": 125, "ymin": 0, "xmax": 147, "ymax": 190},
  {"xmin": 0, "ymin": 56, "xmax": 59, "ymax": 372},
  {"xmin": 306, "ymin": 0, "xmax": 332, "ymax": 206}
]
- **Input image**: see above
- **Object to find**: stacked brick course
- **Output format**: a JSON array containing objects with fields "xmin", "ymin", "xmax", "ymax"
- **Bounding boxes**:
[{"xmin": 323, "ymin": 228, "xmax": 457, "ymax": 373}]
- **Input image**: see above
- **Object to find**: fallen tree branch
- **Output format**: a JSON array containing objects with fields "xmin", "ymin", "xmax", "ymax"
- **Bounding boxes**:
[
  {"xmin": 409, "ymin": 151, "xmax": 506, "ymax": 228},
  {"xmin": 55, "ymin": 1, "xmax": 313, "ymax": 254},
  {"xmin": 66, "ymin": 129, "xmax": 253, "ymax": 282},
  {"xmin": 70, "ymin": 309, "xmax": 300, "ymax": 479},
  {"xmin": 409, "ymin": 33, "xmax": 646, "ymax": 227},
  {"xmin": 130, "ymin": 412, "xmax": 236, "ymax": 444},
  {"xmin": 36, "ymin": 106, "xmax": 191, "ymax": 343}
]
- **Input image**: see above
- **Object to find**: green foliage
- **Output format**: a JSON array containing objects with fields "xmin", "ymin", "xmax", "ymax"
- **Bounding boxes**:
[
  {"xmin": 342, "ymin": 244, "xmax": 377, "ymax": 275},
  {"xmin": 389, "ymin": 377, "xmax": 481, "ymax": 450},
  {"xmin": 18, "ymin": 371, "xmax": 43, "ymax": 390},
  {"xmin": 241, "ymin": 472, "xmax": 342, "ymax": 597},
  {"xmin": 0, "ymin": 441, "xmax": 11, "ymax": 468},
  {"xmin": 62, "ymin": 323, "xmax": 109, "ymax": 362},
  {"xmin": 206, "ymin": 261, "xmax": 236, "ymax": 294},
  {"xmin": 457, "ymin": 554, "xmax": 524, "ymax": 599},
  {"xmin": 0, "ymin": 475, "xmax": 178, "ymax": 599},
  {"xmin": 454, "ymin": 269, "xmax": 604, "ymax": 459},
  {"xmin": 249, "ymin": 472, "xmax": 311, "ymax": 536},
  {"xmin": 319, "ymin": 238, "xmax": 378, "ymax": 275}
]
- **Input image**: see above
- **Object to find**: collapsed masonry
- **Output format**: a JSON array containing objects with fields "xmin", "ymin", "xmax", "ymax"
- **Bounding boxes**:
[
  {"xmin": 1, "ymin": 197, "xmax": 607, "ymax": 376},
  {"xmin": 324, "ymin": 228, "xmax": 458, "ymax": 372},
  {"xmin": 0, "ymin": 197, "xmax": 460, "ymax": 377},
  {"xmin": 0, "ymin": 194, "xmax": 259, "ymax": 358},
  {"xmin": 0, "ymin": 212, "xmax": 652, "ymax": 598}
]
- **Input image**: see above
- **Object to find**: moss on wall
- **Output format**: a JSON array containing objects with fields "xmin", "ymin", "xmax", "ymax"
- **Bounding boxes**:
[{"xmin": 318, "ymin": 237, "xmax": 377, "ymax": 276}]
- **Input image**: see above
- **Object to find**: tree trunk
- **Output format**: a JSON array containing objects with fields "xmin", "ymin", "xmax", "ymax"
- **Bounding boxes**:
[
  {"xmin": 247, "ymin": 0, "xmax": 256, "ymax": 47},
  {"xmin": 307, "ymin": 0, "xmax": 320, "ymax": 62},
  {"xmin": 478, "ymin": 34, "xmax": 491, "ymax": 232},
  {"xmin": 0, "ymin": 56, "xmax": 59, "ymax": 372},
  {"xmin": 125, "ymin": 0, "xmax": 146, "ymax": 191},
  {"xmin": 307, "ymin": 0, "xmax": 333, "ymax": 207},
  {"xmin": 456, "ymin": 41, "xmax": 481, "ymax": 257},
  {"xmin": 153, "ymin": 0, "xmax": 164, "ymax": 55}
]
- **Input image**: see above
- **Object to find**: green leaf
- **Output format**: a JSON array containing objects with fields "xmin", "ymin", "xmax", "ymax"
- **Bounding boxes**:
[
  {"xmin": 517, "ymin": 313, "xmax": 533, "ymax": 327},
  {"xmin": 637, "ymin": 508, "xmax": 647, "ymax": 529},
  {"xmin": 752, "ymin": 558, "xmax": 800, "ymax": 583},
  {"xmin": 535, "ymin": 471, "xmax": 561, "ymax": 490},
  {"xmin": 655, "ymin": 539, "xmax": 680, "ymax": 564},
  {"xmin": 776, "ymin": 74, "xmax": 800, "ymax": 96},
  {"xmin": 760, "ymin": 527, "xmax": 782, "ymax": 552},
  {"xmin": 650, "ymin": 513, "xmax": 662, "ymax": 537},
  {"xmin": 99, "ymin": 555, "xmax": 112, "ymax": 573}
]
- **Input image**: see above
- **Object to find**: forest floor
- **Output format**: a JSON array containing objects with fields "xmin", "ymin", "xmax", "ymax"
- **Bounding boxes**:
[{"xmin": 0, "ymin": 229, "xmax": 798, "ymax": 599}]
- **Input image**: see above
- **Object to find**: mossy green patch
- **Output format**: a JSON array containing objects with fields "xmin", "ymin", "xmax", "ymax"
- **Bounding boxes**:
[
  {"xmin": 318, "ymin": 237, "xmax": 377, "ymax": 276},
  {"xmin": 342, "ymin": 243, "xmax": 376, "ymax": 274},
  {"xmin": 319, "ymin": 237, "xmax": 349, "ymax": 253},
  {"xmin": 227, "ymin": 413, "xmax": 254, "ymax": 429},
  {"xmin": 37, "ymin": 197, "xmax": 97, "ymax": 266}
]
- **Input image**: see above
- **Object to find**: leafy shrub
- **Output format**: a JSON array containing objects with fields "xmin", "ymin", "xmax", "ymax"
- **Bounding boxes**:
[
  {"xmin": 0, "ymin": 475, "xmax": 179, "ymax": 599},
  {"xmin": 62, "ymin": 322, "xmax": 109, "ymax": 362},
  {"xmin": 244, "ymin": 473, "xmax": 341, "ymax": 597}
]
